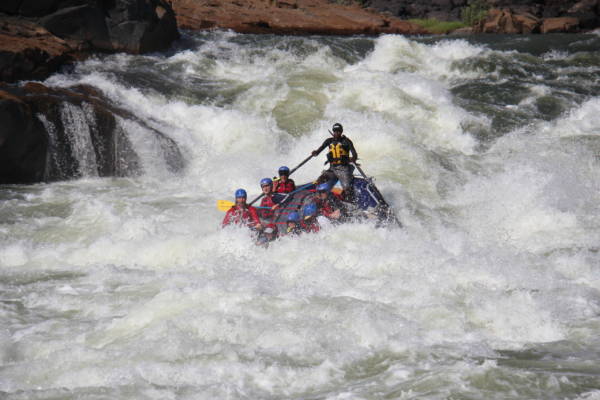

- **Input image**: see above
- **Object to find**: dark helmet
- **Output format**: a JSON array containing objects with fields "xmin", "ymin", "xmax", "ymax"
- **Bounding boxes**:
[
  {"xmin": 278, "ymin": 166, "xmax": 290, "ymax": 176},
  {"xmin": 235, "ymin": 188, "xmax": 247, "ymax": 198},
  {"xmin": 260, "ymin": 178, "xmax": 273, "ymax": 187},
  {"xmin": 303, "ymin": 203, "xmax": 317, "ymax": 218},
  {"xmin": 287, "ymin": 212, "xmax": 300, "ymax": 222},
  {"xmin": 332, "ymin": 123, "xmax": 343, "ymax": 132},
  {"xmin": 316, "ymin": 183, "xmax": 330, "ymax": 192}
]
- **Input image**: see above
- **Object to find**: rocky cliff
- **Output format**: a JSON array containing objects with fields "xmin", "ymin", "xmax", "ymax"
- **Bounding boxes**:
[
  {"xmin": 0, "ymin": 0, "xmax": 180, "ymax": 83},
  {"xmin": 0, "ymin": 83, "xmax": 183, "ymax": 184},
  {"xmin": 170, "ymin": 0, "xmax": 426, "ymax": 35}
]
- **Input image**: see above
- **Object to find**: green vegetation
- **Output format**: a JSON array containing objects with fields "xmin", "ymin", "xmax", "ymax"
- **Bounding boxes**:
[
  {"xmin": 408, "ymin": 19, "xmax": 467, "ymax": 34},
  {"xmin": 461, "ymin": 0, "xmax": 489, "ymax": 26}
]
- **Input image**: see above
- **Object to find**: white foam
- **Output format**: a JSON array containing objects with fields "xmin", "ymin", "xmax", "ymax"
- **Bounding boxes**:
[{"xmin": 2, "ymin": 31, "xmax": 599, "ymax": 399}]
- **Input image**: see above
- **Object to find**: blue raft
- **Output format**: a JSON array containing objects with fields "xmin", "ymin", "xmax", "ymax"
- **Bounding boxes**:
[{"xmin": 257, "ymin": 174, "xmax": 400, "ymax": 235}]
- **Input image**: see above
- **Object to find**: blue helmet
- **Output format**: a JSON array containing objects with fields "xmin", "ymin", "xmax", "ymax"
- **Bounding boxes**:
[
  {"xmin": 316, "ymin": 183, "xmax": 330, "ymax": 192},
  {"xmin": 260, "ymin": 178, "xmax": 272, "ymax": 187},
  {"xmin": 235, "ymin": 188, "xmax": 247, "ymax": 198},
  {"xmin": 278, "ymin": 166, "xmax": 290, "ymax": 176},
  {"xmin": 287, "ymin": 212, "xmax": 300, "ymax": 222},
  {"xmin": 303, "ymin": 203, "xmax": 317, "ymax": 218}
]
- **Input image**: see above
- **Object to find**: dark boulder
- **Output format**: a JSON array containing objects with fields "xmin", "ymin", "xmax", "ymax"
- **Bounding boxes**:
[
  {"xmin": 0, "ymin": 18, "xmax": 75, "ymax": 83},
  {"xmin": 104, "ymin": 0, "xmax": 180, "ymax": 53},
  {"xmin": 0, "ymin": 0, "xmax": 180, "ymax": 83},
  {"xmin": 38, "ymin": 0, "xmax": 180, "ymax": 54},
  {"xmin": 567, "ymin": 0, "xmax": 600, "ymax": 29},
  {"xmin": 0, "ymin": 82, "xmax": 184, "ymax": 184},
  {"xmin": 19, "ymin": 0, "xmax": 63, "ymax": 17},
  {"xmin": 0, "ymin": 1, "xmax": 22, "ymax": 14},
  {"xmin": 39, "ymin": 5, "xmax": 112, "ymax": 50},
  {"xmin": 0, "ymin": 89, "xmax": 48, "ymax": 183}
]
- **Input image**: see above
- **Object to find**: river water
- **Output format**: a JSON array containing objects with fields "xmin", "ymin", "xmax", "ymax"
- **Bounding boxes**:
[{"xmin": 1, "ymin": 32, "xmax": 600, "ymax": 399}]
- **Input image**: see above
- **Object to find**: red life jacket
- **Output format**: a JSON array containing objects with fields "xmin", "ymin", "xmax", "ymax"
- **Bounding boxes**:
[
  {"xmin": 273, "ymin": 178, "xmax": 295, "ymax": 193},
  {"xmin": 259, "ymin": 195, "xmax": 277, "ymax": 219},
  {"xmin": 222, "ymin": 205, "xmax": 260, "ymax": 228},
  {"xmin": 301, "ymin": 219, "xmax": 320, "ymax": 233},
  {"xmin": 315, "ymin": 197, "xmax": 336, "ymax": 218}
]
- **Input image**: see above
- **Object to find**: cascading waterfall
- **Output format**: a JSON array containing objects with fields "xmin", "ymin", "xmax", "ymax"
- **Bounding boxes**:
[
  {"xmin": 60, "ymin": 102, "xmax": 100, "ymax": 178},
  {"xmin": 1, "ymin": 31, "xmax": 600, "ymax": 399}
]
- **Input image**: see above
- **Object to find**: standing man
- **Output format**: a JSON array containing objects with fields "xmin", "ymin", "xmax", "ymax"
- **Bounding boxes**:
[
  {"xmin": 222, "ymin": 189, "xmax": 262, "ymax": 230},
  {"xmin": 311, "ymin": 123, "xmax": 358, "ymax": 202}
]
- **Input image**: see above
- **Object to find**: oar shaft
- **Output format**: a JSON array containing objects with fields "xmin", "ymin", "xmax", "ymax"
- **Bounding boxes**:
[
  {"xmin": 353, "ymin": 163, "xmax": 388, "ymax": 207},
  {"xmin": 249, "ymin": 155, "xmax": 314, "ymax": 206},
  {"xmin": 289, "ymin": 154, "xmax": 314, "ymax": 175},
  {"xmin": 352, "ymin": 162, "xmax": 402, "ymax": 227}
]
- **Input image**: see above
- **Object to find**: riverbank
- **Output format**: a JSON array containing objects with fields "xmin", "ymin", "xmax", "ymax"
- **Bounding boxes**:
[{"xmin": 2, "ymin": 0, "xmax": 598, "ymax": 84}]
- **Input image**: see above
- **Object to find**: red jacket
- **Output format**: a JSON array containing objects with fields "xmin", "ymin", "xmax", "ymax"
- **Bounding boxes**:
[
  {"xmin": 315, "ymin": 193, "xmax": 344, "ymax": 219},
  {"xmin": 259, "ymin": 195, "xmax": 278, "ymax": 219},
  {"xmin": 301, "ymin": 219, "xmax": 320, "ymax": 233},
  {"xmin": 315, "ymin": 197, "xmax": 336, "ymax": 218},
  {"xmin": 273, "ymin": 178, "xmax": 295, "ymax": 193},
  {"xmin": 222, "ymin": 205, "xmax": 261, "ymax": 228}
]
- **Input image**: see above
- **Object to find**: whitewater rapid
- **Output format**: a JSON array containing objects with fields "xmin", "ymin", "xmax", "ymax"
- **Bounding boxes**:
[{"xmin": 1, "ymin": 32, "xmax": 600, "ymax": 399}]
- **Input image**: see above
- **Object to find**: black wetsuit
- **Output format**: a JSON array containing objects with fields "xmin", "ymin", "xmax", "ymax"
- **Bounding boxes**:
[{"xmin": 314, "ymin": 136, "xmax": 358, "ymax": 191}]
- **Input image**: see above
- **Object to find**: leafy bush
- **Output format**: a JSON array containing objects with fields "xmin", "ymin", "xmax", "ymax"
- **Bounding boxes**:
[
  {"xmin": 409, "ymin": 19, "xmax": 467, "ymax": 34},
  {"xmin": 461, "ymin": 0, "xmax": 489, "ymax": 26}
]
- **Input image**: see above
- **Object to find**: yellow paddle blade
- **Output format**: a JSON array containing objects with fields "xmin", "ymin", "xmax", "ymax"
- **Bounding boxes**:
[{"xmin": 217, "ymin": 200, "xmax": 234, "ymax": 212}]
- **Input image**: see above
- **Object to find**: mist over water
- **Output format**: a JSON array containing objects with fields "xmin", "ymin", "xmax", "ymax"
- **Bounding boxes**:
[{"xmin": 2, "ymin": 32, "xmax": 600, "ymax": 399}]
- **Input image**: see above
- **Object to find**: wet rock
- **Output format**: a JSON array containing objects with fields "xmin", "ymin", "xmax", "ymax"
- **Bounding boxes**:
[
  {"xmin": 0, "ymin": 17, "xmax": 78, "ymax": 83},
  {"xmin": 514, "ymin": 11, "xmax": 541, "ymax": 33},
  {"xmin": 474, "ymin": 8, "xmax": 541, "ymax": 33},
  {"xmin": 39, "ymin": 5, "xmax": 112, "ymax": 50},
  {"xmin": 541, "ymin": 17, "xmax": 580, "ymax": 32},
  {"xmin": 567, "ymin": 0, "xmax": 599, "ymax": 29},
  {"xmin": 170, "ymin": 0, "xmax": 426, "ymax": 35},
  {"xmin": 103, "ymin": 0, "xmax": 179, "ymax": 54},
  {"xmin": 0, "ymin": 88, "xmax": 48, "ymax": 183},
  {"xmin": 0, "ymin": 82, "xmax": 184, "ymax": 184},
  {"xmin": 38, "ymin": 0, "xmax": 180, "ymax": 54}
]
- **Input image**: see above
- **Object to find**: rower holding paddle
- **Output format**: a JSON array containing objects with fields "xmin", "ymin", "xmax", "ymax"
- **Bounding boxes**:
[
  {"xmin": 222, "ymin": 189, "xmax": 262, "ymax": 230},
  {"xmin": 273, "ymin": 166, "xmax": 296, "ymax": 193},
  {"xmin": 258, "ymin": 178, "xmax": 284, "ymax": 219}
]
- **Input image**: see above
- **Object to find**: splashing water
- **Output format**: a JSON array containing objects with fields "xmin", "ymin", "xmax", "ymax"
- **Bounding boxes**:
[{"xmin": 1, "ymin": 32, "xmax": 600, "ymax": 399}]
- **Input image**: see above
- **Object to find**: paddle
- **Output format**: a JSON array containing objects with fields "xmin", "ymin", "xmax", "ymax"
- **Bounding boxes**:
[
  {"xmin": 247, "ymin": 153, "xmax": 315, "ymax": 206},
  {"xmin": 216, "ymin": 154, "xmax": 315, "ymax": 211},
  {"xmin": 352, "ymin": 162, "xmax": 402, "ymax": 228},
  {"xmin": 217, "ymin": 200, "xmax": 273, "ymax": 212}
]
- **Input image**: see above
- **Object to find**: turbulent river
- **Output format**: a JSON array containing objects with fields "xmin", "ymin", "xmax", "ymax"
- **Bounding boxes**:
[{"xmin": 2, "ymin": 31, "xmax": 600, "ymax": 399}]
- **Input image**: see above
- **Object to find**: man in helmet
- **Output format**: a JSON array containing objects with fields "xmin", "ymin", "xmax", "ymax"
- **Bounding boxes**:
[
  {"xmin": 258, "ymin": 178, "xmax": 284, "ymax": 219},
  {"xmin": 311, "ymin": 123, "xmax": 358, "ymax": 202},
  {"xmin": 222, "ymin": 188, "xmax": 262, "ymax": 230},
  {"xmin": 314, "ymin": 183, "xmax": 344, "ymax": 221},
  {"xmin": 273, "ymin": 166, "xmax": 296, "ymax": 193},
  {"xmin": 301, "ymin": 203, "xmax": 320, "ymax": 233},
  {"xmin": 286, "ymin": 211, "xmax": 303, "ymax": 235}
]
